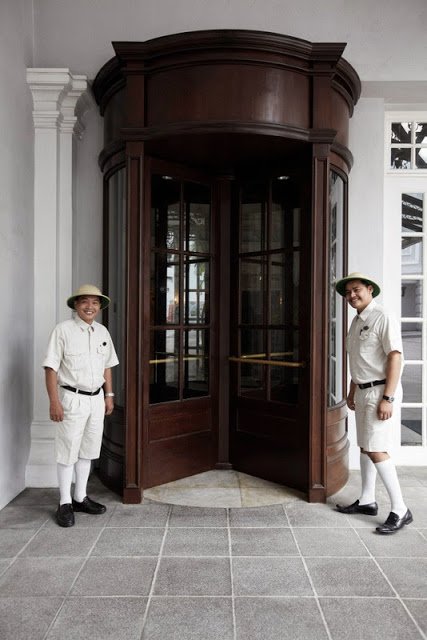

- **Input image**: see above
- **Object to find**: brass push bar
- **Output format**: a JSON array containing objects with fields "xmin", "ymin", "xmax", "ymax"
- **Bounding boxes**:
[{"xmin": 228, "ymin": 356, "xmax": 305, "ymax": 368}]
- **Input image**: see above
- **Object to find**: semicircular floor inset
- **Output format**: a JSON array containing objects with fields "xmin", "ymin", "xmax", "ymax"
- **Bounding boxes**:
[{"xmin": 143, "ymin": 470, "xmax": 306, "ymax": 507}]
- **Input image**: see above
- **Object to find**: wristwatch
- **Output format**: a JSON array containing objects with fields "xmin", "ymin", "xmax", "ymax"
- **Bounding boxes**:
[{"xmin": 382, "ymin": 395, "xmax": 394, "ymax": 403}]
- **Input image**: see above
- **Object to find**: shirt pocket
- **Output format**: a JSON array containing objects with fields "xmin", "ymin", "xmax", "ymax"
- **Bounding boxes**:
[
  {"xmin": 358, "ymin": 331, "xmax": 376, "ymax": 353},
  {"xmin": 64, "ymin": 351, "xmax": 87, "ymax": 371}
]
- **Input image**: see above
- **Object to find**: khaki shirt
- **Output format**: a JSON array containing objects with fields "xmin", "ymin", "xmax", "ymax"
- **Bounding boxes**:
[
  {"xmin": 346, "ymin": 300, "xmax": 403, "ymax": 385},
  {"xmin": 43, "ymin": 317, "xmax": 119, "ymax": 392}
]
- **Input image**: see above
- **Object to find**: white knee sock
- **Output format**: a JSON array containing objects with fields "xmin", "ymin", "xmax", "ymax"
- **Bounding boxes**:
[
  {"xmin": 375, "ymin": 459, "xmax": 407, "ymax": 517},
  {"xmin": 73, "ymin": 458, "xmax": 92, "ymax": 503},
  {"xmin": 57, "ymin": 463, "xmax": 74, "ymax": 505},
  {"xmin": 359, "ymin": 452, "xmax": 377, "ymax": 505}
]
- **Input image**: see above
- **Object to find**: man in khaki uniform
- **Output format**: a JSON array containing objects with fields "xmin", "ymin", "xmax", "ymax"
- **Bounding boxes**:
[
  {"xmin": 43, "ymin": 284, "xmax": 119, "ymax": 527},
  {"xmin": 335, "ymin": 272, "xmax": 412, "ymax": 534}
]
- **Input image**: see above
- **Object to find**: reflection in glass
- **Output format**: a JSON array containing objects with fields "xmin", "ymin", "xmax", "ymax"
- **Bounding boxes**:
[
  {"xmin": 401, "ymin": 407, "xmax": 422, "ymax": 446},
  {"xmin": 270, "ymin": 328, "xmax": 299, "ymax": 362},
  {"xmin": 391, "ymin": 122, "xmax": 411, "ymax": 144},
  {"xmin": 185, "ymin": 257, "xmax": 208, "ymax": 324},
  {"xmin": 401, "ymin": 365, "xmax": 422, "ymax": 403},
  {"xmin": 150, "ymin": 330, "xmax": 179, "ymax": 403},
  {"xmin": 240, "ymin": 258, "xmax": 265, "ymax": 324},
  {"xmin": 107, "ymin": 168, "xmax": 127, "ymax": 406},
  {"xmin": 241, "ymin": 363, "xmax": 264, "ymax": 395},
  {"xmin": 183, "ymin": 329, "xmax": 209, "ymax": 398},
  {"xmin": 328, "ymin": 171, "xmax": 345, "ymax": 406},
  {"xmin": 402, "ymin": 237, "xmax": 423, "ymax": 272},
  {"xmin": 401, "ymin": 193, "xmax": 423, "ymax": 233},
  {"xmin": 151, "ymin": 253, "xmax": 180, "ymax": 325},
  {"xmin": 271, "ymin": 367, "xmax": 299, "ymax": 404},
  {"xmin": 241, "ymin": 328, "xmax": 264, "ymax": 359},
  {"xmin": 391, "ymin": 148, "xmax": 411, "ymax": 169},
  {"xmin": 415, "ymin": 123, "xmax": 427, "ymax": 144},
  {"xmin": 240, "ymin": 182, "xmax": 267, "ymax": 253},
  {"xmin": 151, "ymin": 175, "xmax": 180, "ymax": 250},
  {"xmin": 184, "ymin": 182, "xmax": 211, "ymax": 252},
  {"xmin": 415, "ymin": 148, "xmax": 427, "ymax": 169},
  {"xmin": 401, "ymin": 323, "xmax": 422, "ymax": 359},
  {"xmin": 401, "ymin": 280, "xmax": 423, "ymax": 317}
]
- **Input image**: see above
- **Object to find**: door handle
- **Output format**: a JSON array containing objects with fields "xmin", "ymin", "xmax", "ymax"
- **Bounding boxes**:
[{"xmin": 228, "ymin": 356, "xmax": 306, "ymax": 368}]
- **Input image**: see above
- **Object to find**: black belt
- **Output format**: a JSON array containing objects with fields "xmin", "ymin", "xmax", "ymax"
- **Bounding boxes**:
[
  {"xmin": 358, "ymin": 379, "xmax": 386, "ymax": 389},
  {"xmin": 61, "ymin": 385, "xmax": 102, "ymax": 396}
]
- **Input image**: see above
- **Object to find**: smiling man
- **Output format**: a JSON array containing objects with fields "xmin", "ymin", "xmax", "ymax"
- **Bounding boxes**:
[
  {"xmin": 43, "ymin": 284, "xmax": 119, "ymax": 527},
  {"xmin": 335, "ymin": 272, "xmax": 412, "ymax": 534}
]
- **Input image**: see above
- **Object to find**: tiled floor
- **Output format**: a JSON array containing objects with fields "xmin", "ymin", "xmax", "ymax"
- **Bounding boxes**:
[{"xmin": 0, "ymin": 467, "xmax": 426, "ymax": 640}]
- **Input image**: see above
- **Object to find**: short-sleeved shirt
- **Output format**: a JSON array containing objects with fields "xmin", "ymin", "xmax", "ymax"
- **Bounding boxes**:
[
  {"xmin": 43, "ymin": 317, "xmax": 119, "ymax": 392},
  {"xmin": 346, "ymin": 300, "xmax": 403, "ymax": 385}
]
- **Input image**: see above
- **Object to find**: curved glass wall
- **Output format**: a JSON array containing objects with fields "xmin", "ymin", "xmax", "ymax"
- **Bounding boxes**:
[{"xmin": 328, "ymin": 171, "xmax": 345, "ymax": 406}]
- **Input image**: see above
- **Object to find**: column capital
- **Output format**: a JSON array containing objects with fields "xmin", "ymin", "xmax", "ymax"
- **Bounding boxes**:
[{"xmin": 60, "ymin": 74, "xmax": 89, "ymax": 137}]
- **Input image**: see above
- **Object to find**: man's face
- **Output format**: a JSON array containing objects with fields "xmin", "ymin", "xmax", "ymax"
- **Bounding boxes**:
[
  {"xmin": 344, "ymin": 280, "xmax": 373, "ymax": 313},
  {"xmin": 74, "ymin": 295, "xmax": 101, "ymax": 324}
]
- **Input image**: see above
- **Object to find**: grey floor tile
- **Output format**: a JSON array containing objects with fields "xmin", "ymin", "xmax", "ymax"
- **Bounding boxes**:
[
  {"xmin": 46, "ymin": 596, "xmax": 148, "ymax": 640},
  {"xmin": 293, "ymin": 527, "xmax": 369, "ymax": 557},
  {"xmin": 71, "ymin": 557, "xmax": 157, "ymax": 596},
  {"xmin": 169, "ymin": 506, "xmax": 228, "ymax": 527},
  {"xmin": 142, "ymin": 597, "xmax": 234, "ymax": 640},
  {"xmin": 0, "ymin": 558, "xmax": 85, "ymax": 596},
  {"xmin": 286, "ymin": 503, "xmax": 349, "ymax": 528},
  {"xmin": 0, "ymin": 596, "xmax": 63, "ymax": 640},
  {"xmin": 107, "ymin": 504, "xmax": 170, "ymax": 527},
  {"xmin": 21, "ymin": 528, "xmax": 101, "ymax": 557},
  {"xmin": 0, "ymin": 505, "xmax": 50, "ymax": 529},
  {"xmin": 163, "ymin": 527, "xmax": 229, "ymax": 556},
  {"xmin": 404, "ymin": 599, "xmax": 427, "ymax": 635},
  {"xmin": 45, "ymin": 509, "xmax": 114, "ymax": 529},
  {"xmin": 9, "ymin": 488, "xmax": 58, "ymax": 506},
  {"xmin": 0, "ymin": 529, "xmax": 38, "ymax": 558},
  {"xmin": 305, "ymin": 557, "xmax": 394, "ymax": 597},
  {"xmin": 377, "ymin": 558, "xmax": 427, "ymax": 597},
  {"xmin": 235, "ymin": 597, "xmax": 329, "ymax": 640},
  {"xmin": 357, "ymin": 527, "xmax": 427, "ymax": 557},
  {"xmin": 0, "ymin": 559, "xmax": 12, "ymax": 576},
  {"xmin": 233, "ymin": 557, "xmax": 313, "ymax": 596},
  {"xmin": 153, "ymin": 557, "xmax": 231, "ymax": 595},
  {"xmin": 231, "ymin": 527, "xmax": 298, "ymax": 556},
  {"xmin": 229, "ymin": 505, "xmax": 288, "ymax": 528},
  {"xmin": 320, "ymin": 597, "xmax": 423, "ymax": 640},
  {"xmin": 91, "ymin": 527, "xmax": 164, "ymax": 556}
]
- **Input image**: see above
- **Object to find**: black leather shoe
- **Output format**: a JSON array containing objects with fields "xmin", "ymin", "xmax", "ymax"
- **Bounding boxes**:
[
  {"xmin": 336, "ymin": 500, "xmax": 378, "ymax": 516},
  {"xmin": 56, "ymin": 503, "xmax": 75, "ymax": 527},
  {"xmin": 72, "ymin": 496, "xmax": 106, "ymax": 515},
  {"xmin": 376, "ymin": 509, "xmax": 413, "ymax": 534}
]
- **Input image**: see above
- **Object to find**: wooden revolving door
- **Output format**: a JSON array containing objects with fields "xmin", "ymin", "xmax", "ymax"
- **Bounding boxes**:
[{"xmin": 93, "ymin": 30, "xmax": 361, "ymax": 503}]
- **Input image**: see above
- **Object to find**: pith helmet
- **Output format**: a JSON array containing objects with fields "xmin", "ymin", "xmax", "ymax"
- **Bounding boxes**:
[
  {"xmin": 67, "ymin": 284, "xmax": 110, "ymax": 310},
  {"xmin": 335, "ymin": 272, "xmax": 381, "ymax": 298}
]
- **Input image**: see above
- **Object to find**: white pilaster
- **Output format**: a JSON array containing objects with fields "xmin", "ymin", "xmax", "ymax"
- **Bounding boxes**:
[{"xmin": 26, "ymin": 69, "xmax": 89, "ymax": 486}]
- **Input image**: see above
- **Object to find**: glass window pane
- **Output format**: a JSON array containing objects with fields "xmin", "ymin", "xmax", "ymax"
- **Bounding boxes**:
[
  {"xmin": 151, "ymin": 253, "xmax": 180, "ymax": 325},
  {"xmin": 391, "ymin": 122, "xmax": 411, "ymax": 144},
  {"xmin": 239, "ymin": 328, "xmax": 265, "ymax": 396},
  {"xmin": 391, "ymin": 148, "xmax": 411, "ymax": 169},
  {"xmin": 240, "ymin": 182, "xmax": 267, "ymax": 253},
  {"xmin": 184, "ymin": 257, "xmax": 209, "ymax": 325},
  {"xmin": 150, "ymin": 330, "xmax": 179, "ymax": 403},
  {"xmin": 107, "ymin": 168, "xmax": 127, "ymax": 407},
  {"xmin": 401, "ymin": 364, "xmax": 422, "ymax": 403},
  {"xmin": 401, "ymin": 280, "xmax": 423, "ymax": 317},
  {"xmin": 241, "ymin": 328, "xmax": 264, "ymax": 359},
  {"xmin": 402, "ymin": 238, "xmax": 423, "ymax": 273},
  {"xmin": 402, "ymin": 322, "xmax": 422, "ymax": 359},
  {"xmin": 415, "ymin": 123, "xmax": 427, "ymax": 144},
  {"xmin": 401, "ymin": 193, "xmax": 423, "ymax": 233},
  {"xmin": 151, "ymin": 175, "xmax": 180, "ymax": 250},
  {"xmin": 415, "ymin": 148, "xmax": 427, "ymax": 169},
  {"xmin": 183, "ymin": 329, "xmax": 209, "ymax": 398},
  {"xmin": 270, "ymin": 367, "xmax": 299, "ymax": 404},
  {"xmin": 184, "ymin": 182, "xmax": 211, "ymax": 252},
  {"xmin": 240, "ymin": 258, "xmax": 265, "ymax": 324},
  {"xmin": 270, "ymin": 328, "xmax": 299, "ymax": 363},
  {"xmin": 401, "ymin": 407, "xmax": 422, "ymax": 446}
]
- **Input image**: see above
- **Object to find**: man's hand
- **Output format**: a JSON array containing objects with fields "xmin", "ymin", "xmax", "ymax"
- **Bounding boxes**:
[
  {"xmin": 346, "ymin": 394, "xmax": 355, "ymax": 411},
  {"xmin": 378, "ymin": 399, "xmax": 393, "ymax": 421},
  {"xmin": 49, "ymin": 399, "xmax": 64, "ymax": 422},
  {"xmin": 105, "ymin": 396, "xmax": 114, "ymax": 416}
]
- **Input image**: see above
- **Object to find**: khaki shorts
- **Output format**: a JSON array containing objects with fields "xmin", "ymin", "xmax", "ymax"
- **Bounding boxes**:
[
  {"xmin": 354, "ymin": 385, "xmax": 400, "ymax": 452},
  {"xmin": 55, "ymin": 387, "xmax": 105, "ymax": 465}
]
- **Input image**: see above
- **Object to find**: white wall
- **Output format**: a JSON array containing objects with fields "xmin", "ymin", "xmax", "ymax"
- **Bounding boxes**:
[{"xmin": 0, "ymin": 0, "xmax": 35, "ymax": 509}]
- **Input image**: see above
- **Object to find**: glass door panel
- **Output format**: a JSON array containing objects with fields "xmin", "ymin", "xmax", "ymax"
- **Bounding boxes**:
[{"xmin": 150, "ymin": 173, "xmax": 212, "ymax": 404}]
